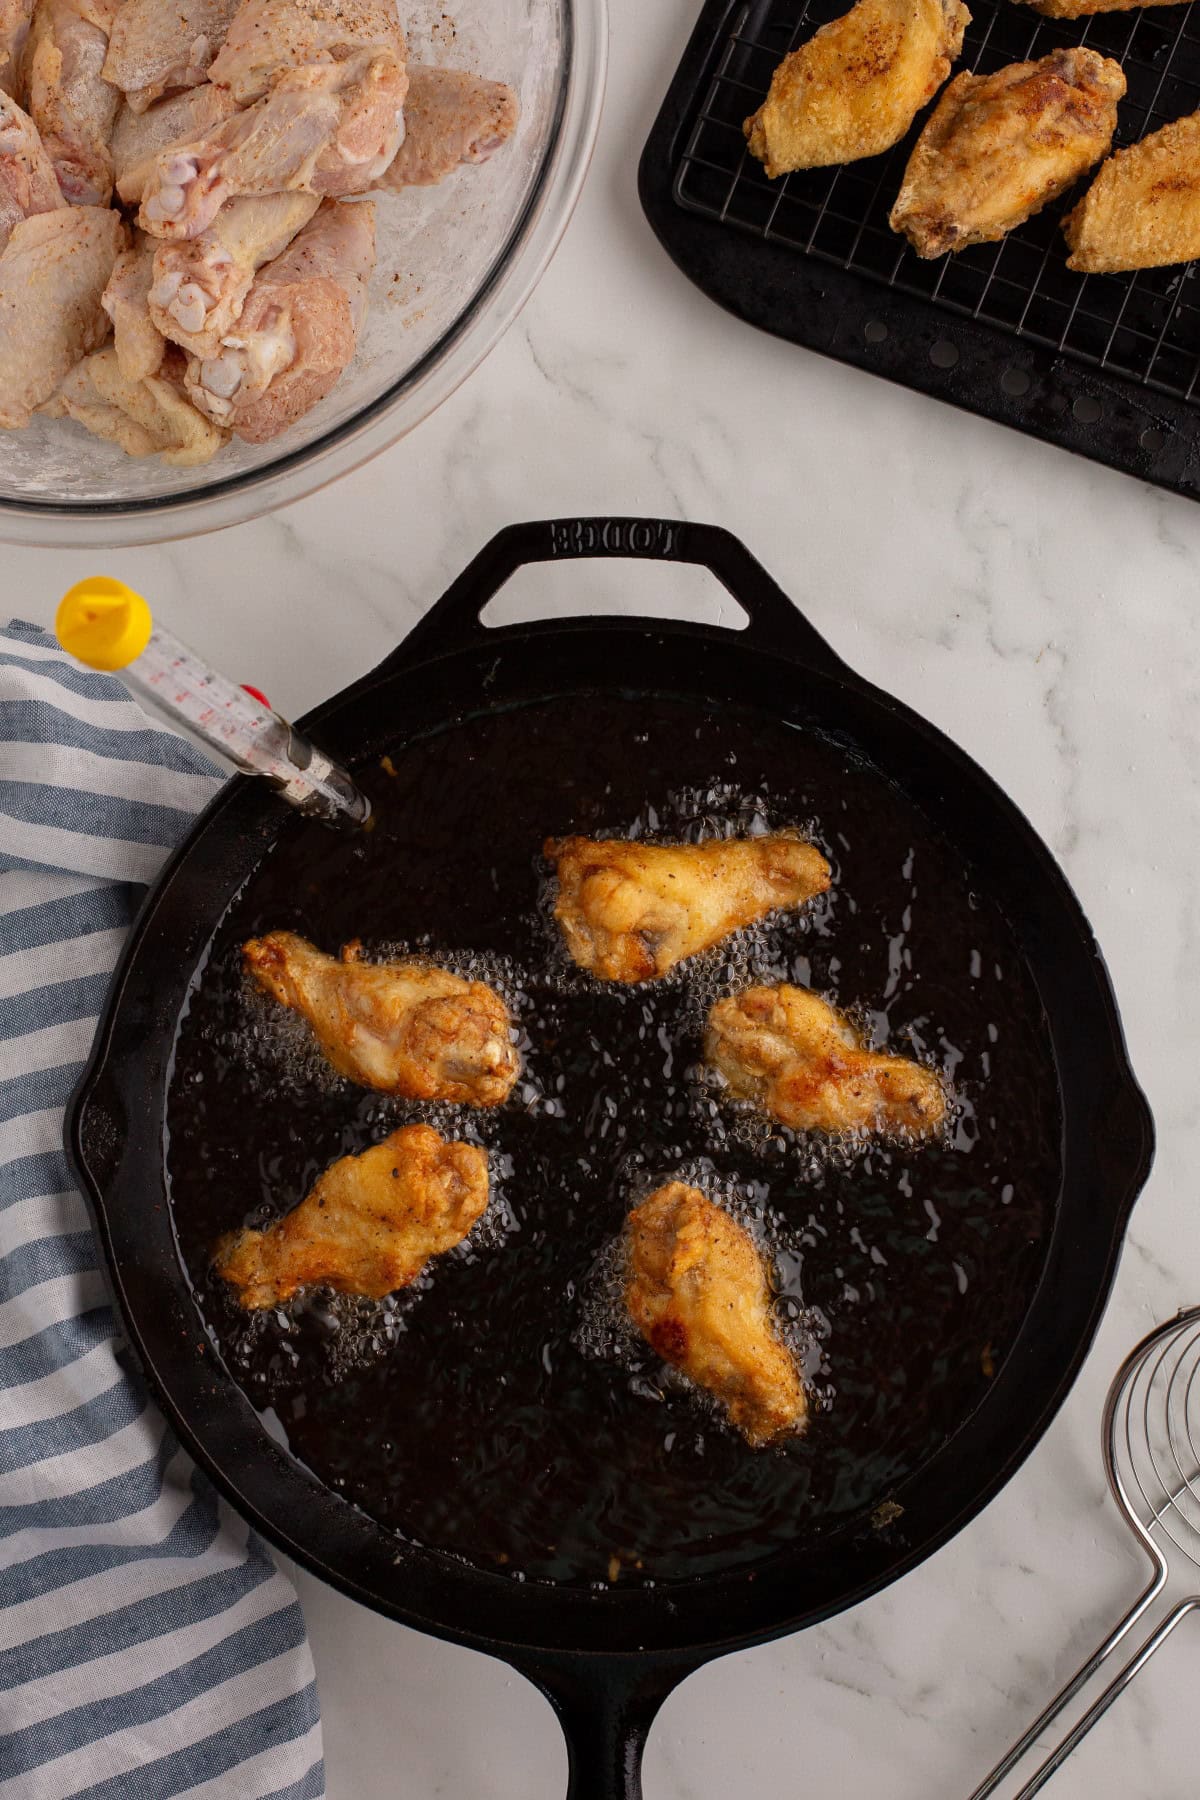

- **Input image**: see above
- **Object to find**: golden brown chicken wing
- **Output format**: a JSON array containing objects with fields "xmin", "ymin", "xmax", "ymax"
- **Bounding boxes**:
[
  {"xmin": 215, "ymin": 1122, "xmax": 489, "ymax": 1308},
  {"xmin": 1014, "ymin": 0, "xmax": 1183, "ymax": 19},
  {"xmin": 744, "ymin": 0, "xmax": 970, "ymax": 177},
  {"xmin": 706, "ymin": 983, "xmax": 946, "ymax": 1136},
  {"xmin": 243, "ymin": 930, "xmax": 519, "ymax": 1105},
  {"xmin": 625, "ymin": 1183, "xmax": 805, "ymax": 1447},
  {"xmin": 544, "ymin": 833, "xmax": 831, "ymax": 984},
  {"xmin": 1063, "ymin": 110, "xmax": 1200, "ymax": 273},
  {"xmin": 890, "ymin": 49, "xmax": 1124, "ymax": 258}
]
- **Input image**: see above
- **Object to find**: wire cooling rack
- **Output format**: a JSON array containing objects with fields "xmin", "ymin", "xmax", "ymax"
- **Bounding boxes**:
[{"xmin": 639, "ymin": 0, "xmax": 1200, "ymax": 496}]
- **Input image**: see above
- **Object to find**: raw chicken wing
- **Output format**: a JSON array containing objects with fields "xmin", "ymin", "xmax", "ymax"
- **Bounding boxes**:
[
  {"xmin": 890, "ymin": 49, "xmax": 1124, "ymax": 257},
  {"xmin": 744, "ymin": 0, "xmax": 970, "ymax": 176},
  {"xmin": 0, "ymin": 0, "xmax": 33, "ymax": 98},
  {"xmin": 101, "ymin": 228, "xmax": 163, "ymax": 374},
  {"xmin": 376, "ymin": 62, "xmax": 517, "ymax": 190},
  {"xmin": 0, "ymin": 91, "xmax": 63, "ymax": 250},
  {"xmin": 187, "ymin": 195, "xmax": 372, "ymax": 440},
  {"xmin": 625, "ymin": 1182, "xmax": 806, "ymax": 1448},
  {"xmin": 215, "ymin": 1122, "xmax": 489, "ymax": 1308},
  {"xmin": 0, "ymin": 202, "xmax": 119, "ymax": 424},
  {"xmin": 112, "ymin": 84, "xmax": 239, "ymax": 203},
  {"xmin": 244, "ymin": 930, "xmax": 519, "ymax": 1106},
  {"xmin": 209, "ymin": 0, "xmax": 405, "ymax": 105},
  {"xmin": 42, "ymin": 340, "xmax": 223, "ymax": 460},
  {"xmin": 705, "ymin": 983, "xmax": 946, "ymax": 1136},
  {"xmin": 103, "ymin": 0, "xmax": 241, "ymax": 111},
  {"xmin": 1063, "ymin": 110, "xmax": 1200, "ymax": 272},
  {"xmin": 544, "ymin": 832, "xmax": 831, "ymax": 983},
  {"xmin": 147, "ymin": 189, "xmax": 317, "ymax": 353},
  {"xmin": 140, "ymin": 50, "xmax": 405, "ymax": 237},
  {"xmin": 25, "ymin": 0, "xmax": 121, "ymax": 203}
]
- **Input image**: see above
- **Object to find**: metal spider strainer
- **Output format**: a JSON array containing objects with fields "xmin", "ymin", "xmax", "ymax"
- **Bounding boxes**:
[{"xmin": 971, "ymin": 1306, "xmax": 1200, "ymax": 1798}]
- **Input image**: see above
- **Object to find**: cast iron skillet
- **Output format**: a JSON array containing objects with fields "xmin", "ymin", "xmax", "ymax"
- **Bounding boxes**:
[{"xmin": 68, "ymin": 518, "xmax": 1154, "ymax": 1798}]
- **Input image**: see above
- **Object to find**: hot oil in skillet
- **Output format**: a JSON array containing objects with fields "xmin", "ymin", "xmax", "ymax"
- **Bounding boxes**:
[{"xmin": 166, "ymin": 694, "xmax": 1061, "ymax": 1587}]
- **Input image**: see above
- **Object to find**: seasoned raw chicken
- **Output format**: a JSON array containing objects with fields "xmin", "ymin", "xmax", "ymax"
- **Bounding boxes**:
[
  {"xmin": 0, "ymin": 0, "xmax": 34, "ymax": 98},
  {"xmin": 625, "ymin": 1183, "xmax": 806, "ymax": 1448},
  {"xmin": 244, "ymin": 930, "xmax": 519, "ymax": 1105},
  {"xmin": 41, "ymin": 340, "xmax": 223, "ymax": 459},
  {"xmin": 0, "ymin": 203, "xmax": 118, "ymax": 424},
  {"xmin": 544, "ymin": 833, "xmax": 831, "ymax": 984},
  {"xmin": 890, "ymin": 49, "xmax": 1124, "ymax": 257},
  {"xmin": 140, "ymin": 50, "xmax": 405, "ymax": 237},
  {"xmin": 187, "ymin": 196, "xmax": 372, "ymax": 440},
  {"xmin": 0, "ymin": 92, "xmax": 63, "ymax": 250},
  {"xmin": 147, "ymin": 189, "xmax": 317, "ymax": 353},
  {"xmin": 101, "ymin": 229, "xmax": 163, "ymax": 374},
  {"xmin": 706, "ymin": 983, "xmax": 946, "ymax": 1136},
  {"xmin": 112, "ymin": 83, "xmax": 238, "ymax": 203},
  {"xmin": 376, "ymin": 62, "xmax": 517, "ymax": 190},
  {"xmin": 215, "ymin": 1122, "xmax": 489, "ymax": 1308},
  {"xmin": 25, "ymin": 0, "xmax": 121, "ymax": 203},
  {"xmin": 209, "ymin": 0, "xmax": 405, "ymax": 105},
  {"xmin": 744, "ymin": 0, "xmax": 969, "ymax": 176},
  {"xmin": 1064, "ymin": 110, "xmax": 1200, "ymax": 273},
  {"xmin": 103, "ymin": 0, "xmax": 240, "ymax": 111}
]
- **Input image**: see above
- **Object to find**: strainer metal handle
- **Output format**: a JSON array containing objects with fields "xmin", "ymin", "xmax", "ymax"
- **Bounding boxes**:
[{"xmin": 970, "ymin": 1308, "xmax": 1200, "ymax": 1799}]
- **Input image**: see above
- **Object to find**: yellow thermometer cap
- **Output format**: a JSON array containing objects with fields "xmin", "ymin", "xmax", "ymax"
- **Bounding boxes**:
[{"xmin": 56, "ymin": 578, "xmax": 153, "ymax": 672}]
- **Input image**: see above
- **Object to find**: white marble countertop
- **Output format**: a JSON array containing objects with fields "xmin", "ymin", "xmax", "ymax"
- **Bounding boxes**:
[{"xmin": 12, "ymin": 1, "xmax": 1200, "ymax": 1792}]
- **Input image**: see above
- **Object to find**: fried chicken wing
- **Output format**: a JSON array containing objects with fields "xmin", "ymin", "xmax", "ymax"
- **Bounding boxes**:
[
  {"xmin": 0, "ymin": 0, "xmax": 34, "ymax": 98},
  {"xmin": 112, "ymin": 84, "xmax": 239, "ymax": 203},
  {"xmin": 103, "ymin": 0, "xmax": 241, "ymax": 112},
  {"xmin": 890, "ymin": 49, "xmax": 1124, "ymax": 257},
  {"xmin": 186, "ymin": 195, "xmax": 372, "ymax": 440},
  {"xmin": 625, "ymin": 1183, "xmax": 805, "ymax": 1447},
  {"xmin": 706, "ymin": 983, "xmax": 946, "ymax": 1136},
  {"xmin": 244, "ymin": 929, "xmax": 519, "ymax": 1105},
  {"xmin": 0, "ymin": 91, "xmax": 63, "ymax": 250},
  {"xmin": 544, "ymin": 833, "xmax": 831, "ymax": 984},
  {"xmin": 744, "ymin": 0, "xmax": 970, "ymax": 176},
  {"xmin": 147, "ymin": 188, "xmax": 316, "ymax": 352},
  {"xmin": 208, "ymin": 0, "xmax": 405, "ymax": 105},
  {"xmin": 1063, "ymin": 110, "xmax": 1200, "ymax": 272},
  {"xmin": 41, "ymin": 339, "xmax": 224, "ymax": 459},
  {"xmin": 215, "ymin": 1122, "xmax": 489, "ymax": 1308},
  {"xmin": 0, "ymin": 202, "xmax": 118, "ymax": 425},
  {"xmin": 375, "ymin": 62, "xmax": 517, "ymax": 190},
  {"xmin": 139, "ymin": 50, "xmax": 404, "ymax": 237},
  {"xmin": 1015, "ymin": 0, "xmax": 1184, "ymax": 19},
  {"xmin": 25, "ymin": 0, "xmax": 121, "ymax": 203}
]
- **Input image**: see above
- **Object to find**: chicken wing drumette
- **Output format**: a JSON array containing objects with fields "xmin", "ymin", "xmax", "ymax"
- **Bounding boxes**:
[
  {"xmin": 744, "ymin": 0, "xmax": 970, "ymax": 176},
  {"xmin": 544, "ymin": 833, "xmax": 831, "ymax": 984},
  {"xmin": 890, "ymin": 49, "xmax": 1124, "ymax": 257},
  {"xmin": 706, "ymin": 983, "xmax": 946, "ymax": 1136},
  {"xmin": 215, "ymin": 1122, "xmax": 488, "ymax": 1308},
  {"xmin": 1063, "ymin": 110, "xmax": 1200, "ymax": 272},
  {"xmin": 625, "ymin": 1182, "xmax": 806, "ymax": 1448},
  {"xmin": 243, "ymin": 930, "xmax": 519, "ymax": 1105}
]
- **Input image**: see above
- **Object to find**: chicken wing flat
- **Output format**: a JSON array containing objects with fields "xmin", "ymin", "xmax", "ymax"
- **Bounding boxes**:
[
  {"xmin": 706, "ymin": 983, "xmax": 946, "ymax": 1136},
  {"xmin": 544, "ymin": 833, "xmax": 831, "ymax": 984},
  {"xmin": 375, "ymin": 63, "xmax": 518, "ymax": 190},
  {"xmin": 1063, "ymin": 110, "xmax": 1200, "ymax": 273},
  {"xmin": 625, "ymin": 1182, "xmax": 806, "ymax": 1447},
  {"xmin": 208, "ymin": 0, "xmax": 405, "ymax": 105},
  {"xmin": 113, "ymin": 85, "xmax": 240, "ymax": 205},
  {"xmin": 147, "ymin": 189, "xmax": 318, "ymax": 354},
  {"xmin": 0, "ymin": 203, "xmax": 118, "ymax": 426},
  {"xmin": 1015, "ymin": 0, "xmax": 1184, "ymax": 19},
  {"xmin": 890, "ymin": 49, "xmax": 1124, "ymax": 257},
  {"xmin": 25, "ymin": 0, "xmax": 121, "ymax": 204},
  {"xmin": 103, "ymin": 0, "xmax": 241, "ymax": 112},
  {"xmin": 244, "ymin": 929, "xmax": 519, "ymax": 1105},
  {"xmin": 101, "ymin": 231, "xmax": 164, "ymax": 378},
  {"xmin": 186, "ymin": 196, "xmax": 373, "ymax": 441},
  {"xmin": 744, "ymin": 0, "xmax": 970, "ymax": 176},
  {"xmin": 42, "ymin": 341, "xmax": 224, "ymax": 461},
  {"xmin": 215, "ymin": 1122, "xmax": 488, "ymax": 1308},
  {"xmin": 0, "ymin": 92, "xmax": 63, "ymax": 253}
]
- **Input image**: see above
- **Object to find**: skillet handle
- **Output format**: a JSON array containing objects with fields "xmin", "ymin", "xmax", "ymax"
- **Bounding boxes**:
[
  {"xmin": 510, "ymin": 1652, "xmax": 686, "ymax": 1800},
  {"xmin": 388, "ymin": 517, "xmax": 851, "ymax": 678}
]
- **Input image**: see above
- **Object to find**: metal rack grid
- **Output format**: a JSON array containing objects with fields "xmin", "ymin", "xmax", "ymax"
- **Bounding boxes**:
[{"xmin": 674, "ymin": 0, "xmax": 1200, "ymax": 405}]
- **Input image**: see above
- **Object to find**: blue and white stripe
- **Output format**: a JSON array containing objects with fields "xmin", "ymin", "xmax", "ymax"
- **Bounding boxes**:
[{"xmin": 1, "ymin": 622, "xmax": 323, "ymax": 1799}]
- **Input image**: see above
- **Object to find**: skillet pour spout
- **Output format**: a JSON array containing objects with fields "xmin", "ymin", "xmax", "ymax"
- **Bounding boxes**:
[{"xmin": 68, "ymin": 518, "xmax": 1153, "ymax": 1799}]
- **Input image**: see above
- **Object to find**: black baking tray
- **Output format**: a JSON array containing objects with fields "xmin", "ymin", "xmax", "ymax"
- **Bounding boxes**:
[{"xmin": 639, "ymin": 0, "xmax": 1200, "ymax": 498}]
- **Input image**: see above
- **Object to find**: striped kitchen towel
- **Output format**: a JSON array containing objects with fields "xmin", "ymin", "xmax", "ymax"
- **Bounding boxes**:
[{"xmin": 0, "ymin": 621, "xmax": 323, "ymax": 1800}]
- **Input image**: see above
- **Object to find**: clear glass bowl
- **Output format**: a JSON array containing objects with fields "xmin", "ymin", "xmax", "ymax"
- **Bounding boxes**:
[{"xmin": 0, "ymin": 0, "xmax": 606, "ymax": 547}]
